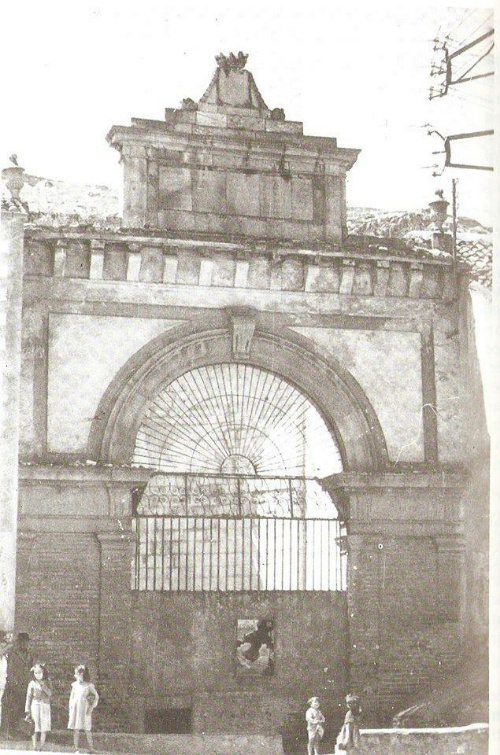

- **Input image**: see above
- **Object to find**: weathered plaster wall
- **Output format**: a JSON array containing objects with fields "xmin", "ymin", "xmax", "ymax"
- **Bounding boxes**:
[
  {"xmin": 46, "ymin": 314, "xmax": 184, "ymax": 452},
  {"xmin": 38, "ymin": 311, "xmax": 436, "ymax": 466},
  {"xmin": 434, "ymin": 310, "xmax": 467, "ymax": 463},
  {"xmin": 457, "ymin": 286, "xmax": 489, "ymax": 649},
  {"xmin": 293, "ymin": 327, "xmax": 424, "ymax": 462}
]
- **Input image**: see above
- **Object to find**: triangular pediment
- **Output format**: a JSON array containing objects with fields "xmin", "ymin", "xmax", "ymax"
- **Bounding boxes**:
[{"xmin": 199, "ymin": 52, "xmax": 269, "ymax": 112}]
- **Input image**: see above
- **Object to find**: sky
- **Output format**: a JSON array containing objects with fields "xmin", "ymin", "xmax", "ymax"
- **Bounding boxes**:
[{"xmin": 0, "ymin": 2, "xmax": 495, "ymax": 225}]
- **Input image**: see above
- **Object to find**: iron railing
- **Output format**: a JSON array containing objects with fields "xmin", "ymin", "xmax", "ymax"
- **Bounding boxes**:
[
  {"xmin": 133, "ymin": 515, "xmax": 346, "ymax": 592},
  {"xmin": 133, "ymin": 472, "xmax": 338, "ymax": 519},
  {"xmin": 132, "ymin": 473, "xmax": 346, "ymax": 593}
]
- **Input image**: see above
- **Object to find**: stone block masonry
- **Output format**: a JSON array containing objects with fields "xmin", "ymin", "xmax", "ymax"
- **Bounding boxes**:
[{"xmin": 4, "ymin": 51, "xmax": 481, "ymax": 737}]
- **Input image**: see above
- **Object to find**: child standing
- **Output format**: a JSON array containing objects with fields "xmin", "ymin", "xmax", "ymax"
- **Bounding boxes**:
[
  {"xmin": 25, "ymin": 663, "xmax": 52, "ymax": 751},
  {"xmin": 305, "ymin": 696, "xmax": 326, "ymax": 755},
  {"xmin": 67, "ymin": 665, "xmax": 99, "ymax": 754},
  {"xmin": 335, "ymin": 694, "xmax": 361, "ymax": 753}
]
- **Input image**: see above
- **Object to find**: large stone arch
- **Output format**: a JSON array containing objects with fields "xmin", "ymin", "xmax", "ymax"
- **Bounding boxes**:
[{"xmin": 88, "ymin": 315, "xmax": 388, "ymax": 471}]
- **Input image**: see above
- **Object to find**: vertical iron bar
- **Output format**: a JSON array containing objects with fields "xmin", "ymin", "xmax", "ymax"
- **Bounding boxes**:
[
  {"xmin": 304, "ymin": 519, "xmax": 309, "ymax": 590},
  {"xmin": 257, "ymin": 518, "xmax": 262, "ymax": 590},
  {"xmin": 289, "ymin": 479, "xmax": 294, "ymax": 518},
  {"xmin": 185, "ymin": 516, "xmax": 189, "ymax": 592},
  {"xmin": 184, "ymin": 474, "xmax": 189, "ymax": 516},
  {"xmin": 273, "ymin": 518, "xmax": 277, "ymax": 591},
  {"xmin": 201, "ymin": 517, "xmax": 205, "ymax": 592},
  {"xmin": 327, "ymin": 520, "xmax": 331, "ymax": 591},
  {"xmin": 233, "ymin": 519, "xmax": 238, "ymax": 591},
  {"xmin": 177, "ymin": 518, "xmax": 181, "ymax": 593},
  {"xmin": 242, "ymin": 516, "xmax": 246, "ymax": 590},
  {"xmin": 342, "ymin": 522, "xmax": 346, "ymax": 592},
  {"xmin": 209, "ymin": 518, "xmax": 213, "ymax": 591},
  {"xmin": 337, "ymin": 521, "xmax": 341, "ymax": 591},
  {"xmin": 281, "ymin": 519, "xmax": 285, "ymax": 590},
  {"xmin": 145, "ymin": 517, "xmax": 150, "ymax": 590},
  {"xmin": 249, "ymin": 516, "xmax": 253, "ymax": 590},
  {"xmin": 319, "ymin": 520, "xmax": 323, "ymax": 591},
  {"xmin": 192, "ymin": 518, "xmax": 196, "ymax": 591},
  {"xmin": 225, "ymin": 519, "xmax": 229, "ymax": 592},
  {"xmin": 133, "ymin": 518, "xmax": 139, "ymax": 590},
  {"xmin": 289, "ymin": 518, "xmax": 293, "ymax": 591},
  {"xmin": 161, "ymin": 517, "xmax": 165, "ymax": 591},
  {"xmin": 168, "ymin": 518, "xmax": 173, "ymax": 592},
  {"xmin": 217, "ymin": 518, "xmax": 221, "ymax": 591},
  {"xmin": 297, "ymin": 518, "xmax": 301, "ymax": 590},
  {"xmin": 152, "ymin": 517, "xmax": 158, "ymax": 591}
]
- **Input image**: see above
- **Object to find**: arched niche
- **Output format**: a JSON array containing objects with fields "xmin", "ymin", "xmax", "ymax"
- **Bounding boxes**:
[{"xmin": 88, "ymin": 316, "xmax": 388, "ymax": 472}]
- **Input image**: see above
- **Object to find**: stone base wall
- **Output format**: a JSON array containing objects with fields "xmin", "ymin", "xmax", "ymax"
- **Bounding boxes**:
[
  {"xmin": 15, "ymin": 471, "xmax": 466, "ymax": 732},
  {"xmin": 357, "ymin": 724, "xmax": 488, "ymax": 755}
]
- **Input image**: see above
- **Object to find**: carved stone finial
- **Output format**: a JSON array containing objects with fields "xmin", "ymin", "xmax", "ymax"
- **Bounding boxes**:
[
  {"xmin": 2, "ymin": 158, "xmax": 28, "ymax": 212},
  {"xmin": 270, "ymin": 108, "xmax": 285, "ymax": 121},
  {"xmin": 215, "ymin": 51, "xmax": 249, "ymax": 75},
  {"xmin": 181, "ymin": 97, "xmax": 198, "ymax": 111},
  {"xmin": 428, "ymin": 189, "xmax": 449, "ymax": 233}
]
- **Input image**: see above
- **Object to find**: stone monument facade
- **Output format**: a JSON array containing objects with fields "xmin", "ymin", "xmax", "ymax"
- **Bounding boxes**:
[{"xmin": 0, "ymin": 53, "xmax": 479, "ymax": 736}]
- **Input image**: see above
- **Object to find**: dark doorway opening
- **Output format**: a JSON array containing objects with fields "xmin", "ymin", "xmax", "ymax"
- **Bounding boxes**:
[{"xmin": 144, "ymin": 707, "xmax": 192, "ymax": 734}]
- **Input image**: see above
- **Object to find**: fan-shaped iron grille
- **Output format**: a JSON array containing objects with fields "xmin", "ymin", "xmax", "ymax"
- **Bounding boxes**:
[{"xmin": 132, "ymin": 364, "xmax": 342, "ymax": 476}]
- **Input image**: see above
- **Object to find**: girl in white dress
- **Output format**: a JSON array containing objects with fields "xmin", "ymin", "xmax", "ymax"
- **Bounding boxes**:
[
  {"xmin": 25, "ymin": 663, "xmax": 52, "ymax": 751},
  {"xmin": 67, "ymin": 665, "xmax": 99, "ymax": 753}
]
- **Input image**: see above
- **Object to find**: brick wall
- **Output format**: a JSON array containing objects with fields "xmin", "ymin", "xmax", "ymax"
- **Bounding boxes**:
[
  {"xmin": 129, "ymin": 591, "xmax": 349, "ymax": 735},
  {"xmin": 15, "ymin": 465, "xmax": 467, "ymax": 733},
  {"xmin": 347, "ymin": 535, "xmax": 463, "ymax": 724},
  {"xmin": 15, "ymin": 531, "xmax": 100, "ymax": 728}
]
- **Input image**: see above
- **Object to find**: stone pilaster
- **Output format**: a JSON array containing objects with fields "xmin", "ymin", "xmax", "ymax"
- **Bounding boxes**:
[
  {"xmin": 97, "ymin": 531, "xmax": 135, "ymax": 729},
  {"xmin": 53, "ymin": 239, "xmax": 68, "ymax": 276},
  {"xmin": 337, "ymin": 473, "xmax": 466, "ymax": 724},
  {"xmin": 234, "ymin": 254, "xmax": 250, "ymax": 288},
  {"xmin": 90, "ymin": 239, "xmax": 106, "ymax": 279},
  {"xmin": 162, "ymin": 252, "xmax": 179, "ymax": 284},
  {"xmin": 126, "ymin": 243, "xmax": 142, "ymax": 281},
  {"xmin": 0, "ymin": 182, "xmax": 26, "ymax": 631},
  {"xmin": 434, "ymin": 535, "xmax": 466, "ymax": 622}
]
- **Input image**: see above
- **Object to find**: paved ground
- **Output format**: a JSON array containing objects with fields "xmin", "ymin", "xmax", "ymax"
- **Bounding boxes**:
[{"xmin": 0, "ymin": 738, "xmax": 289, "ymax": 755}]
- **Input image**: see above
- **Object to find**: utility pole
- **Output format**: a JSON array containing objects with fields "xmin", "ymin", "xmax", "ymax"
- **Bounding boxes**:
[
  {"xmin": 451, "ymin": 178, "xmax": 458, "ymax": 294},
  {"xmin": 430, "ymin": 28, "xmax": 494, "ymax": 98},
  {"xmin": 429, "ymin": 22, "xmax": 494, "ymax": 173}
]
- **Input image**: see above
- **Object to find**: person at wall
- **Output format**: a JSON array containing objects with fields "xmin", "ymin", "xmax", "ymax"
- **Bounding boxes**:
[
  {"xmin": 68, "ymin": 664, "xmax": 99, "ymax": 754},
  {"xmin": 305, "ymin": 696, "xmax": 326, "ymax": 755},
  {"xmin": 25, "ymin": 663, "xmax": 52, "ymax": 751},
  {"xmin": 335, "ymin": 694, "xmax": 361, "ymax": 753},
  {"xmin": 2, "ymin": 633, "xmax": 33, "ymax": 738},
  {"xmin": 0, "ymin": 632, "xmax": 14, "ymax": 730}
]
